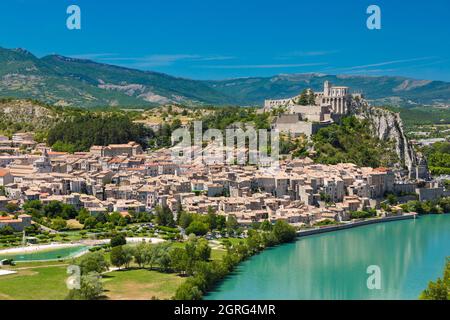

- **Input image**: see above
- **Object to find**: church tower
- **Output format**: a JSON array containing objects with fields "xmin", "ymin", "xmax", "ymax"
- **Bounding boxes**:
[{"xmin": 324, "ymin": 81, "xmax": 330, "ymax": 96}]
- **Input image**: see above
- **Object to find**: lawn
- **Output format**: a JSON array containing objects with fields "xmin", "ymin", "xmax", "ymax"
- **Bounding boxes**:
[
  {"xmin": 0, "ymin": 265, "xmax": 69, "ymax": 300},
  {"xmin": 103, "ymin": 269, "xmax": 185, "ymax": 300},
  {"xmin": 0, "ymin": 264, "xmax": 185, "ymax": 300},
  {"xmin": 0, "ymin": 240, "xmax": 224, "ymax": 300}
]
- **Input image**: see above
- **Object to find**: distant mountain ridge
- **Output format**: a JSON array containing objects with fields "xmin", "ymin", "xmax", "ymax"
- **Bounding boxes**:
[{"xmin": 0, "ymin": 47, "xmax": 449, "ymax": 107}]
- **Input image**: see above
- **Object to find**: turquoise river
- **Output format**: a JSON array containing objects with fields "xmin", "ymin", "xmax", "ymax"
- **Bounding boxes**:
[{"xmin": 205, "ymin": 214, "xmax": 450, "ymax": 300}]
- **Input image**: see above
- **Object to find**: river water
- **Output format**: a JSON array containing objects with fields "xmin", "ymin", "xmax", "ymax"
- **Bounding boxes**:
[{"xmin": 205, "ymin": 214, "xmax": 450, "ymax": 300}]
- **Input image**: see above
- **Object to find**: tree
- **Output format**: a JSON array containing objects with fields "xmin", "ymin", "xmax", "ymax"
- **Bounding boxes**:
[
  {"xmin": 195, "ymin": 239, "xmax": 211, "ymax": 261},
  {"xmin": 246, "ymin": 230, "xmax": 263, "ymax": 253},
  {"xmin": 226, "ymin": 215, "xmax": 239, "ymax": 232},
  {"xmin": 51, "ymin": 217, "xmax": 67, "ymax": 231},
  {"xmin": 420, "ymin": 278, "xmax": 448, "ymax": 300},
  {"xmin": 387, "ymin": 194, "xmax": 398, "ymax": 205},
  {"xmin": 122, "ymin": 245, "xmax": 134, "ymax": 269},
  {"xmin": 110, "ymin": 233, "xmax": 126, "ymax": 247},
  {"xmin": 43, "ymin": 201, "xmax": 63, "ymax": 218},
  {"xmin": 0, "ymin": 225, "xmax": 14, "ymax": 236},
  {"xmin": 206, "ymin": 208, "xmax": 218, "ymax": 230},
  {"xmin": 133, "ymin": 242, "xmax": 152, "ymax": 268},
  {"xmin": 170, "ymin": 247, "xmax": 188, "ymax": 274},
  {"xmin": 158, "ymin": 248, "xmax": 172, "ymax": 272},
  {"xmin": 77, "ymin": 208, "xmax": 90, "ymax": 224},
  {"xmin": 260, "ymin": 220, "xmax": 272, "ymax": 231},
  {"xmin": 420, "ymin": 258, "xmax": 449, "ymax": 300},
  {"xmin": 297, "ymin": 89, "xmax": 313, "ymax": 106},
  {"xmin": 216, "ymin": 215, "xmax": 226, "ymax": 230},
  {"xmin": 150, "ymin": 242, "xmax": 171, "ymax": 270},
  {"xmin": 83, "ymin": 216, "xmax": 97, "ymax": 229},
  {"xmin": 174, "ymin": 281, "xmax": 203, "ymax": 300},
  {"xmin": 78, "ymin": 252, "xmax": 109, "ymax": 274},
  {"xmin": 108, "ymin": 212, "xmax": 122, "ymax": 226},
  {"xmin": 23, "ymin": 200, "xmax": 43, "ymax": 212},
  {"xmin": 186, "ymin": 220, "xmax": 209, "ymax": 236},
  {"xmin": 178, "ymin": 211, "xmax": 193, "ymax": 229},
  {"xmin": 61, "ymin": 204, "xmax": 78, "ymax": 219},
  {"xmin": 110, "ymin": 245, "xmax": 133, "ymax": 269},
  {"xmin": 5, "ymin": 202, "xmax": 19, "ymax": 213},
  {"xmin": 154, "ymin": 205, "xmax": 175, "ymax": 227},
  {"xmin": 272, "ymin": 220, "xmax": 297, "ymax": 243},
  {"xmin": 66, "ymin": 272, "xmax": 104, "ymax": 300}
]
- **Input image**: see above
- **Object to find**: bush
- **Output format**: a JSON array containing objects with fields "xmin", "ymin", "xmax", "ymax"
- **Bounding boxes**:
[
  {"xmin": 185, "ymin": 221, "xmax": 209, "ymax": 236},
  {"xmin": 0, "ymin": 226, "xmax": 14, "ymax": 236},
  {"xmin": 110, "ymin": 233, "xmax": 126, "ymax": 247},
  {"xmin": 272, "ymin": 220, "xmax": 297, "ymax": 243},
  {"xmin": 78, "ymin": 252, "xmax": 109, "ymax": 274}
]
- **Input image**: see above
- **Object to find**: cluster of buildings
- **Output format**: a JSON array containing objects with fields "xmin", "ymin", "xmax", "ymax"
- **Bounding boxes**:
[
  {"xmin": 0, "ymin": 133, "xmax": 37, "ymax": 155},
  {"xmin": 0, "ymin": 135, "xmax": 447, "ymax": 231},
  {"xmin": 265, "ymin": 81, "xmax": 363, "ymax": 137}
]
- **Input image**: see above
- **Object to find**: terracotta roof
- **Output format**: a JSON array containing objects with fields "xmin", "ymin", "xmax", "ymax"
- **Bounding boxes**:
[{"xmin": 0, "ymin": 169, "xmax": 11, "ymax": 177}]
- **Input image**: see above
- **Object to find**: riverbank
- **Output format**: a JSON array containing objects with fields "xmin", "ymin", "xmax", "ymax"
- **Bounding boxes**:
[{"xmin": 297, "ymin": 213, "xmax": 418, "ymax": 238}]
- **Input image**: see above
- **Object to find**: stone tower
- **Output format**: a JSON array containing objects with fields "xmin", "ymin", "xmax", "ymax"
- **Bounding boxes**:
[{"xmin": 324, "ymin": 81, "xmax": 330, "ymax": 96}]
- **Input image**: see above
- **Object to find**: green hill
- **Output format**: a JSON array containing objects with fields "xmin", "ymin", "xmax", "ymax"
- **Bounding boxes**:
[{"xmin": 0, "ymin": 47, "xmax": 449, "ymax": 108}]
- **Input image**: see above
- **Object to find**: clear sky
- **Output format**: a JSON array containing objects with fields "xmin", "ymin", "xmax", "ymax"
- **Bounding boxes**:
[{"xmin": 0, "ymin": 0, "xmax": 449, "ymax": 81}]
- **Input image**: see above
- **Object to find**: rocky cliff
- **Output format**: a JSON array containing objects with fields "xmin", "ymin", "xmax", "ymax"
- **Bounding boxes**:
[{"xmin": 351, "ymin": 100, "xmax": 428, "ymax": 180}]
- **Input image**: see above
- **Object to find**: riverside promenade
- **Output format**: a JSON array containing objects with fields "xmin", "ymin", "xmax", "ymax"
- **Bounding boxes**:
[{"xmin": 297, "ymin": 213, "xmax": 418, "ymax": 238}]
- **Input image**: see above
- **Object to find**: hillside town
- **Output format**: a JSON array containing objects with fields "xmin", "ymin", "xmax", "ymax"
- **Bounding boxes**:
[{"xmin": 0, "ymin": 85, "xmax": 448, "ymax": 233}]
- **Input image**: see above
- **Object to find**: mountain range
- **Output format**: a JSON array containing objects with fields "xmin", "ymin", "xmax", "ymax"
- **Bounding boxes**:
[{"xmin": 0, "ymin": 47, "xmax": 449, "ymax": 108}]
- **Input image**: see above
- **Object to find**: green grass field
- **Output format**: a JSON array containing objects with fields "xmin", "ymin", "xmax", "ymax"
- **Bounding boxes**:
[
  {"xmin": 0, "ymin": 263, "xmax": 185, "ymax": 300},
  {"xmin": 0, "ymin": 240, "xmax": 226, "ymax": 300},
  {"xmin": 0, "ymin": 265, "xmax": 69, "ymax": 300},
  {"xmin": 103, "ymin": 269, "xmax": 185, "ymax": 300}
]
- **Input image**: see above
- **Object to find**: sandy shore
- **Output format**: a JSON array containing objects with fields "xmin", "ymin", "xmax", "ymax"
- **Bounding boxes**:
[
  {"xmin": 0, "ymin": 237, "xmax": 165, "ymax": 256},
  {"xmin": 0, "ymin": 270, "xmax": 18, "ymax": 276},
  {"xmin": 0, "ymin": 243, "xmax": 81, "ymax": 255}
]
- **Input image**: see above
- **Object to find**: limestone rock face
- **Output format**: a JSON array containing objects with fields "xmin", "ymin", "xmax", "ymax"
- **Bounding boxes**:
[{"xmin": 351, "ymin": 99, "xmax": 428, "ymax": 180}]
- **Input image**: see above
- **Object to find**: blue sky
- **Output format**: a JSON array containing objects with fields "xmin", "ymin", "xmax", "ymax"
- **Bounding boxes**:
[{"xmin": 0, "ymin": 0, "xmax": 449, "ymax": 81}]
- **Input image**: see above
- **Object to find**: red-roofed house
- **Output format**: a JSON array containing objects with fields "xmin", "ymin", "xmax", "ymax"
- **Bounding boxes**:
[{"xmin": 0, "ymin": 169, "xmax": 13, "ymax": 186}]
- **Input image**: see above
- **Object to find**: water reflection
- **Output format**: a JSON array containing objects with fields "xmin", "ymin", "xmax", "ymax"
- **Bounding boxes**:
[{"xmin": 205, "ymin": 215, "xmax": 450, "ymax": 300}]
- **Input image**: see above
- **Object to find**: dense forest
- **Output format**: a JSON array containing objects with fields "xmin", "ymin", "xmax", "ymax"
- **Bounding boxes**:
[{"xmin": 47, "ymin": 113, "xmax": 154, "ymax": 152}]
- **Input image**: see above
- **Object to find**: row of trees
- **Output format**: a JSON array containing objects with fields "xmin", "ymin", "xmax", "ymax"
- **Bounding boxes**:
[
  {"xmin": 349, "ymin": 209, "xmax": 377, "ymax": 219},
  {"xmin": 178, "ymin": 209, "xmax": 240, "ymax": 236},
  {"xmin": 66, "ymin": 219, "xmax": 297, "ymax": 300},
  {"xmin": 400, "ymin": 197, "xmax": 450, "ymax": 215},
  {"xmin": 21, "ymin": 199, "xmax": 152, "ymax": 231},
  {"xmin": 174, "ymin": 220, "xmax": 297, "ymax": 300}
]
